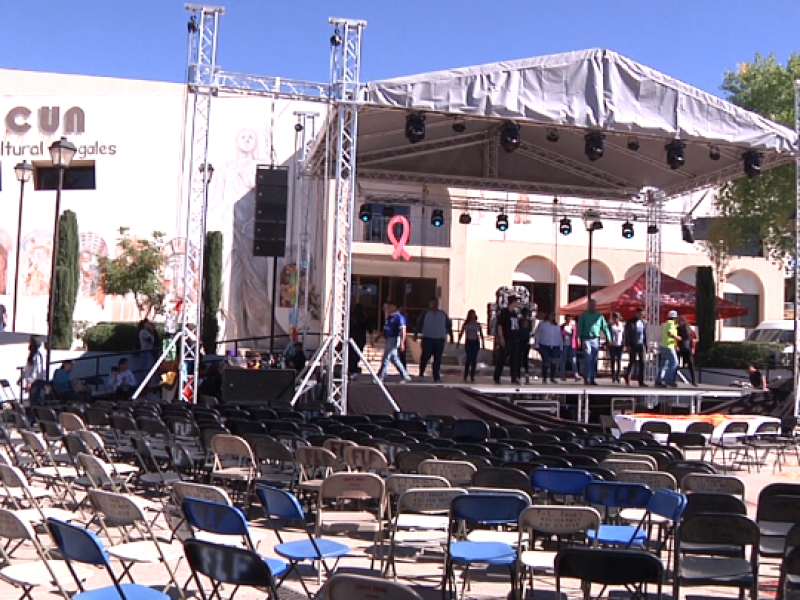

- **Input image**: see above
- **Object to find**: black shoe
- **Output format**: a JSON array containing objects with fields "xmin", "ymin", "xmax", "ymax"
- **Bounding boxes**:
[
  {"xmin": 589, "ymin": 381, "xmax": 598, "ymax": 386},
  {"xmin": 655, "ymin": 382, "xmax": 666, "ymax": 388},
  {"xmin": 494, "ymin": 379, "xmax": 501, "ymax": 385},
  {"xmin": 511, "ymin": 379, "xmax": 521, "ymax": 385},
  {"xmin": 668, "ymin": 383, "xmax": 678, "ymax": 388},
  {"xmin": 550, "ymin": 379, "xmax": 558, "ymax": 384},
  {"xmin": 639, "ymin": 382, "xmax": 649, "ymax": 387},
  {"xmin": 470, "ymin": 377, "xmax": 476, "ymax": 383}
]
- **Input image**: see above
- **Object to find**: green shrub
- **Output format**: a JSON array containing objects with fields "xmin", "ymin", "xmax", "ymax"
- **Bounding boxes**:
[
  {"xmin": 83, "ymin": 321, "xmax": 166, "ymax": 352},
  {"xmin": 703, "ymin": 341, "xmax": 785, "ymax": 369}
]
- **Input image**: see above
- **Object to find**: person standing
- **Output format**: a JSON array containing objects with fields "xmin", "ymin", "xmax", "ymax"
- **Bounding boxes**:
[
  {"xmin": 609, "ymin": 313, "xmax": 625, "ymax": 383},
  {"xmin": 560, "ymin": 315, "xmax": 580, "ymax": 381},
  {"xmin": 623, "ymin": 307, "xmax": 648, "ymax": 386},
  {"xmin": 518, "ymin": 308, "xmax": 534, "ymax": 383},
  {"xmin": 578, "ymin": 299, "xmax": 611, "ymax": 386},
  {"xmin": 656, "ymin": 310, "xmax": 681, "ymax": 388},
  {"xmin": 137, "ymin": 319, "xmax": 155, "ymax": 382},
  {"xmin": 0, "ymin": 304, "xmax": 6, "ymax": 332},
  {"xmin": 375, "ymin": 299, "xmax": 411, "ymax": 383},
  {"xmin": 534, "ymin": 311, "xmax": 563, "ymax": 384},
  {"xmin": 677, "ymin": 315, "xmax": 697, "ymax": 386},
  {"xmin": 457, "ymin": 309, "xmax": 484, "ymax": 382},
  {"xmin": 348, "ymin": 303, "xmax": 372, "ymax": 379},
  {"xmin": 493, "ymin": 295, "xmax": 521, "ymax": 385},
  {"xmin": 415, "ymin": 297, "xmax": 454, "ymax": 383}
]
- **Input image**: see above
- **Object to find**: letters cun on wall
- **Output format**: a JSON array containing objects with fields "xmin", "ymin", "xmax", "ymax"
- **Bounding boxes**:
[{"xmin": 5, "ymin": 106, "xmax": 86, "ymax": 135}]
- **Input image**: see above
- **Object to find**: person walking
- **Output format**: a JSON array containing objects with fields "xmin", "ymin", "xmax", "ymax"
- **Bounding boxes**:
[
  {"xmin": 375, "ymin": 299, "xmax": 412, "ymax": 383},
  {"xmin": 560, "ymin": 315, "xmax": 580, "ymax": 381},
  {"xmin": 534, "ymin": 311, "xmax": 563, "ymax": 384},
  {"xmin": 578, "ymin": 299, "xmax": 611, "ymax": 386},
  {"xmin": 623, "ymin": 307, "xmax": 648, "ymax": 386},
  {"xmin": 493, "ymin": 295, "xmax": 521, "ymax": 385},
  {"xmin": 348, "ymin": 303, "xmax": 372, "ymax": 379},
  {"xmin": 457, "ymin": 309, "xmax": 484, "ymax": 382},
  {"xmin": 609, "ymin": 313, "xmax": 625, "ymax": 383},
  {"xmin": 677, "ymin": 315, "xmax": 697, "ymax": 386},
  {"xmin": 518, "ymin": 308, "xmax": 534, "ymax": 383},
  {"xmin": 656, "ymin": 310, "xmax": 681, "ymax": 388},
  {"xmin": 415, "ymin": 297, "xmax": 454, "ymax": 383}
]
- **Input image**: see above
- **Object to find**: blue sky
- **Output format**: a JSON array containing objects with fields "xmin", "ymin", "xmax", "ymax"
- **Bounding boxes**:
[{"xmin": 1, "ymin": 0, "xmax": 798, "ymax": 97}]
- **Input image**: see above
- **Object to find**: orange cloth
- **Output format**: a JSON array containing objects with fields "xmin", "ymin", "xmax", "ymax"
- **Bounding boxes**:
[{"xmin": 630, "ymin": 413, "xmax": 766, "ymax": 428}]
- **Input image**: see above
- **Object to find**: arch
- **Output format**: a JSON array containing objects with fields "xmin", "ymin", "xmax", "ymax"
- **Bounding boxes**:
[
  {"xmin": 723, "ymin": 269, "xmax": 763, "ymax": 328},
  {"xmin": 624, "ymin": 263, "xmax": 647, "ymax": 279},
  {"xmin": 724, "ymin": 270, "xmax": 764, "ymax": 295},
  {"xmin": 513, "ymin": 255, "xmax": 559, "ymax": 283},
  {"xmin": 568, "ymin": 260, "xmax": 613, "ymax": 287},
  {"xmin": 677, "ymin": 266, "xmax": 699, "ymax": 286}
]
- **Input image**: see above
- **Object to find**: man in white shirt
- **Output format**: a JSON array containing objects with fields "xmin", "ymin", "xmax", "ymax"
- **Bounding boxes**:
[{"xmin": 109, "ymin": 358, "xmax": 137, "ymax": 398}]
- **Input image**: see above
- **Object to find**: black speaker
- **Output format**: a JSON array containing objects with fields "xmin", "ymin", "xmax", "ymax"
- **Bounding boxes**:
[{"xmin": 253, "ymin": 166, "xmax": 288, "ymax": 257}]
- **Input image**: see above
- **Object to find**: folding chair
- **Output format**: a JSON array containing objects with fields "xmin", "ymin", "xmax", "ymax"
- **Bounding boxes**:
[
  {"xmin": 344, "ymin": 445, "xmax": 390, "ymax": 475},
  {"xmin": 615, "ymin": 470, "xmax": 677, "ymax": 524},
  {"xmin": 209, "ymin": 434, "xmax": 256, "ymax": 509},
  {"xmin": 168, "ymin": 482, "xmax": 233, "ymax": 543},
  {"xmin": 296, "ymin": 446, "xmax": 339, "ymax": 497},
  {"xmin": 779, "ymin": 543, "xmax": 800, "ymax": 600},
  {"xmin": 0, "ymin": 508, "xmax": 92, "ymax": 600},
  {"xmin": 472, "ymin": 467, "xmax": 535, "ymax": 498},
  {"xmin": 18, "ymin": 429, "xmax": 79, "ymax": 505},
  {"xmin": 0, "ymin": 463, "xmax": 76, "ymax": 526},
  {"xmin": 444, "ymin": 492, "xmax": 527, "ymax": 600},
  {"xmin": 708, "ymin": 421, "xmax": 751, "ymax": 470},
  {"xmin": 418, "ymin": 459, "xmax": 477, "ymax": 487},
  {"xmin": 555, "ymin": 547, "xmax": 664, "ymax": 600},
  {"xmin": 183, "ymin": 538, "xmax": 282, "ymax": 600},
  {"xmin": 680, "ymin": 472, "xmax": 746, "ymax": 498},
  {"xmin": 531, "ymin": 467, "xmax": 593, "ymax": 504},
  {"xmin": 256, "ymin": 485, "xmax": 350, "ymax": 597},
  {"xmin": 584, "ymin": 481, "xmax": 653, "ymax": 547},
  {"xmin": 77, "ymin": 430, "xmax": 140, "ymax": 479},
  {"xmin": 321, "ymin": 573, "xmax": 422, "ymax": 600},
  {"xmin": 47, "ymin": 518, "xmax": 171, "ymax": 600}
]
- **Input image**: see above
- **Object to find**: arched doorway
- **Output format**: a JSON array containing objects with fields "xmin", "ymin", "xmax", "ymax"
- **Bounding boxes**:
[
  {"xmin": 625, "ymin": 263, "xmax": 647, "ymax": 279},
  {"xmin": 513, "ymin": 256, "xmax": 559, "ymax": 318},
  {"xmin": 676, "ymin": 266, "xmax": 699, "ymax": 286},
  {"xmin": 724, "ymin": 270, "xmax": 764, "ymax": 328},
  {"xmin": 568, "ymin": 260, "xmax": 613, "ymax": 303}
]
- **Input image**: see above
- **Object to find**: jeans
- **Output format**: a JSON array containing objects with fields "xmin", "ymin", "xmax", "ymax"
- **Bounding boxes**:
[
  {"xmin": 582, "ymin": 338, "xmax": 600, "ymax": 383},
  {"xmin": 561, "ymin": 346, "xmax": 578, "ymax": 378},
  {"xmin": 419, "ymin": 337, "xmax": 446, "ymax": 381},
  {"xmin": 539, "ymin": 345, "xmax": 561, "ymax": 381},
  {"xmin": 626, "ymin": 344, "xmax": 646, "ymax": 383},
  {"xmin": 464, "ymin": 340, "xmax": 480, "ymax": 380},
  {"xmin": 379, "ymin": 336, "xmax": 410, "ymax": 381},
  {"xmin": 494, "ymin": 340, "xmax": 520, "ymax": 383},
  {"xmin": 609, "ymin": 345, "xmax": 623, "ymax": 381},
  {"xmin": 519, "ymin": 343, "xmax": 531, "ymax": 374},
  {"xmin": 657, "ymin": 346, "xmax": 679, "ymax": 385}
]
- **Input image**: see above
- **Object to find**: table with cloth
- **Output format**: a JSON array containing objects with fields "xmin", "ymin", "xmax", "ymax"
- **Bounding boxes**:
[{"xmin": 613, "ymin": 413, "xmax": 780, "ymax": 443}]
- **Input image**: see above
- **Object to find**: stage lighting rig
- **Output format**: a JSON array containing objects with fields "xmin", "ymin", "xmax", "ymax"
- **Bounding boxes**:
[
  {"xmin": 559, "ymin": 217, "xmax": 572, "ymax": 236},
  {"xmin": 500, "ymin": 122, "xmax": 521, "ymax": 152},
  {"xmin": 621, "ymin": 221, "xmax": 634, "ymax": 239},
  {"xmin": 452, "ymin": 117, "xmax": 466, "ymax": 133},
  {"xmin": 665, "ymin": 140, "xmax": 686, "ymax": 170},
  {"xmin": 459, "ymin": 213, "xmax": 472, "ymax": 225},
  {"xmin": 627, "ymin": 137, "xmax": 640, "ymax": 151},
  {"xmin": 359, "ymin": 204, "xmax": 372, "ymax": 223},
  {"xmin": 431, "ymin": 209, "xmax": 445, "ymax": 228},
  {"xmin": 743, "ymin": 150, "xmax": 762, "ymax": 178},
  {"xmin": 584, "ymin": 132, "xmax": 605, "ymax": 161},
  {"xmin": 647, "ymin": 224, "xmax": 659, "ymax": 235},
  {"xmin": 496, "ymin": 214, "xmax": 509, "ymax": 232},
  {"xmin": 681, "ymin": 221, "xmax": 695, "ymax": 243},
  {"xmin": 405, "ymin": 113, "xmax": 426, "ymax": 144},
  {"xmin": 546, "ymin": 128, "xmax": 559, "ymax": 142},
  {"xmin": 709, "ymin": 145, "xmax": 721, "ymax": 161}
]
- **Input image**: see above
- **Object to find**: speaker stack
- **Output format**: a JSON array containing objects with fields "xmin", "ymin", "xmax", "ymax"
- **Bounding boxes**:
[{"xmin": 253, "ymin": 166, "xmax": 289, "ymax": 257}]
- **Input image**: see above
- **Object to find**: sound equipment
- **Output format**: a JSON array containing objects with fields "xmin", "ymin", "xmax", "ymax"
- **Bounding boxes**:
[
  {"xmin": 222, "ymin": 368, "xmax": 296, "ymax": 405},
  {"xmin": 253, "ymin": 166, "xmax": 289, "ymax": 257}
]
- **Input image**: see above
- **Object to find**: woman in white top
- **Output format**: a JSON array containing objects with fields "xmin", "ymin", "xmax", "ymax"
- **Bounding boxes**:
[
  {"xmin": 457, "ymin": 309, "xmax": 485, "ymax": 383},
  {"xmin": 20, "ymin": 336, "xmax": 45, "ymax": 392},
  {"xmin": 609, "ymin": 313, "xmax": 625, "ymax": 383},
  {"xmin": 534, "ymin": 312, "xmax": 563, "ymax": 384}
]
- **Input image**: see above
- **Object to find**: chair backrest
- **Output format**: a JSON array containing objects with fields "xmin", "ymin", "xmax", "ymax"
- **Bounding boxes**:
[
  {"xmin": 757, "ymin": 482, "xmax": 800, "ymax": 505},
  {"xmin": 585, "ymin": 481, "xmax": 653, "ymax": 509},
  {"xmin": 385, "ymin": 474, "xmax": 450, "ymax": 496},
  {"xmin": 0, "ymin": 506, "xmax": 37, "ymax": 541},
  {"xmin": 321, "ymin": 573, "xmax": 423, "ymax": 600},
  {"xmin": 719, "ymin": 421, "xmax": 749, "ymax": 436},
  {"xmin": 519, "ymin": 505, "xmax": 601, "ymax": 540},
  {"xmin": 344, "ymin": 446, "xmax": 389, "ymax": 472},
  {"xmin": 472, "ymin": 467, "xmax": 534, "ymax": 496},
  {"xmin": 47, "ymin": 518, "xmax": 111, "ymax": 566},
  {"xmin": 685, "ymin": 421, "xmax": 714, "ymax": 435},
  {"xmin": 320, "ymin": 472, "xmax": 385, "ymax": 503},
  {"xmin": 678, "ymin": 513, "xmax": 759, "ymax": 548},
  {"xmin": 59, "ymin": 412, "xmax": 86, "ymax": 432},
  {"xmin": 606, "ymin": 452, "xmax": 658, "ymax": 470},
  {"xmin": 77, "ymin": 452, "xmax": 115, "ymax": 487},
  {"xmin": 297, "ymin": 446, "xmax": 339, "ymax": 471},
  {"xmin": 172, "ymin": 481, "xmax": 232, "ymax": 506},
  {"xmin": 681, "ymin": 473, "xmax": 745, "ymax": 498},
  {"xmin": 640, "ymin": 421, "xmax": 671, "ymax": 435},
  {"xmin": 450, "ymin": 419, "xmax": 490, "ymax": 441},
  {"xmin": 601, "ymin": 459, "xmax": 655, "ymax": 473},
  {"xmin": 616, "ymin": 470, "xmax": 677, "ymax": 492},
  {"xmin": 183, "ymin": 538, "xmax": 279, "ymax": 597},
  {"xmin": 395, "ymin": 451, "xmax": 436, "ymax": 473},
  {"xmin": 531, "ymin": 468, "xmax": 594, "ymax": 496},
  {"xmin": 210, "ymin": 434, "xmax": 255, "ymax": 466},
  {"xmin": 450, "ymin": 492, "xmax": 529, "ymax": 526},
  {"xmin": 555, "ymin": 547, "xmax": 664, "ymax": 589},
  {"xmin": 256, "ymin": 485, "xmax": 305, "ymax": 522},
  {"xmin": 646, "ymin": 488, "xmax": 687, "ymax": 521},
  {"xmin": 756, "ymin": 494, "xmax": 800, "ymax": 526},
  {"xmin": 396, "ymin": 488, "xmax": 467, "ymax": 515},
  {"xmin": 182, "ymin": 498, "xmax": 250, "ymax": 540},
  {"xmin": 418, "ymin": 459, "xmax": 477, "ymax": 485},
  {"xmin": 682, "ymin": 492, "xmax": 747, "ymax": 521},
  {"xmin": 89, "ymin": 489, "xmax": 146, "ymax": 527},
  {"xmin": 667, "ymin": 432, "xmax": 707, "ymax": 448},
  {"xmin": 323, "ymin": 439, "xmax": 358, "ymax": 461}
]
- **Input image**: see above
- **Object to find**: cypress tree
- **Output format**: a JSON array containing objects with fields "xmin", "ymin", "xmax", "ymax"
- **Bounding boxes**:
[
  {"xmin": 696, "ymin": 266, "xmax": 716, "ymax": 357},
  {"xmin": 52, "ymin": 210, "xmax": 79, "ymax": 349},
  {"xmin": 202, "ymin": 231, "xmax": 223, "ymax": 355}
]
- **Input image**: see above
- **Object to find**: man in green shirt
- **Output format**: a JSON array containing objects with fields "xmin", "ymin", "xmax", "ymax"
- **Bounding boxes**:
[
  {"xmin": 656, "ymin": 310, "xmax": 681, "ymax": 387},
  {"xmin": 578, "ymin": 299, "xmax": 611, "ymax": 385}
]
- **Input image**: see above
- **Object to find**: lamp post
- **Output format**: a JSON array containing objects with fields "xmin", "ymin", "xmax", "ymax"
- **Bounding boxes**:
[
  {"xmin": 12, "ymin": 161, "xmax": 34, "ymax": 332},
  {"xmin": 582, "ymin": 210, "xmax": 603, "ymax": 302},
  {"xmin": 45, "ymin": 137, "xmax": 77, "ymax": 377}
]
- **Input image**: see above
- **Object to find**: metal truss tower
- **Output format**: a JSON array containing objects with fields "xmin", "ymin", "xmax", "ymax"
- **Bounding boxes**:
[
  {"xmin": 181, "ymin": 4, "xmax": 223, "ymax": 403},
  {"xmin": 644, "ymin": 189, "xmax": 664, "ymax": 383}
]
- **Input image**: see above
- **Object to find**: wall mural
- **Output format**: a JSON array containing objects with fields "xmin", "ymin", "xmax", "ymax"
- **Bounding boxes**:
[
  {"xmin": 0, "ymin": 229, "xmax": 11, "ymax": 295},
  {"xmin": 21, "ymin": 231, "xmax": 52, "ymax": 296},
  {"xmin": 79, "ymin": 231, "xmax": 108, "ymax": 305}
]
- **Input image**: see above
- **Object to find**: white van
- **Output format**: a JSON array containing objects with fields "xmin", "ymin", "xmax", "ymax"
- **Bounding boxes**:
[{"xmin": 746, "ymin": 320, "xmax": 796, "ymax": 357}]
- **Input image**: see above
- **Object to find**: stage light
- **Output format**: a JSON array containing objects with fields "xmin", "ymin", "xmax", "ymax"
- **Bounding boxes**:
[
  {"xmin": 559, "ymin": 217, "xmax": 572, "ymax": 236},
  {"xmin": 294, "ymin": 123, "xmax": 303, "ymax": 132},
  {"xmin": 359, "ymin": 204, "xmax": 372, "ymax": 223},
  {"xmin": 500, "ymin": 122, "xmax": 521, "ymax": 153},
  {"xmin": 622, "ymin": 221, "xmax": 634, "ymax": 239},
  {"xmin": 382, "ymin": 205, "xmax": 395, "ymax": 218},
  {"xmin": 431, "ymin": 209, "xmax": 444, "ymax": 228},
  {"xmin": 584, "ymin": 132, "xmax": 605, "ymax": 161},
  {"xmin": 546, "ymin": 128, "xmax": 559, "ymax": 142},
  {"xmin": 459, "ymin": 212, "xmax": 472, "ymax": 225},
  {"xmin": 452, "ymin": 117, "xmax": 466, "ymax": 133},
  {"xmin": 496, "ymin": 214, "xmax": 509, "ymax": 232},
  {"xmin": 709, "ymin": 145, "xmax": 721, "ymax": 161},
  {"xmin": 682, "ymin": 221, "xmax": 695, "ymax": 244},
  {"xmin": 665, "ymin": 140, "xmax": 686, "ymax": 170},
  {"xmin": 743, "ymin": 150, "xmax": 762, "ymax": 178},
  {"xmin": 647, "ymin": 224, "xmax": 659, "ymax": 235},
  {"xmin": 627, "ymin": 137, "xmax": 640, "ymax": 151},
  {"xmin": 405, "ymin": 113, "xmax": 426, "ymax": 144},
  {"xmin": 330, "ymin": 29, "xmax": 342, "ymax": 47}
]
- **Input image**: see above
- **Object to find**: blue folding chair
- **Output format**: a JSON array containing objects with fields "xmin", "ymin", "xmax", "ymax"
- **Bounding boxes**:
[
  {"xmin": 46, "ymin": 518, "xmax": 171, "ymax": 600},
  {"xmin": 444, "ymin": 492, "xmax": 529, "ymax": 600},
  {"xmin": 183, "ymin": 538, "xmax": 280, "ymax": 600},
  {"xmin": 181, "ymin": 498, "xmax": 288, "ymax": 579},
  {"xmin": 256, "ymin": 485, "xmax": 349, "ymax": 597},
  {"xmin": 585, "ymin": 481, "xmax": 653, "ymax": 547},
  {"xmin": 531, "ymin": 468, "xmax": 594, "ymax": 503}
]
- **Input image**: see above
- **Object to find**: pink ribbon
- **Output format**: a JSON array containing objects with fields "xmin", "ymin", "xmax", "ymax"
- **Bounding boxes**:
[{"xmin": 387, "ymin": 215, "xmax": 411, "ymax": 261}]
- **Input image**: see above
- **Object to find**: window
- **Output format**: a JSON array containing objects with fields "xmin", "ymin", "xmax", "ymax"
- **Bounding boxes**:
[
  {"xmin": 723, "ymin": 293, "xmax": 759, "ymax": 328},
  {"xmin": 357, "ymin": 203, "xmax": 450, "ymax": 247},
  {"xmin": 34, "ymin": 164, "xmax": 96, "ymax": 190},
  {"xmin": 568, "ymin": 284, "xmax": 605, "ymax": 304},
  {"xmin": 512, "ymin": 280, "xmax": 556, "ymax": 319}
]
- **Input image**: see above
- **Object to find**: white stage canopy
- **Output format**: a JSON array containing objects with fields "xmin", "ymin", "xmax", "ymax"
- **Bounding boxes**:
[{"xmin": 323, "ymin": 49, "xmax": 797, "ymax": 201}]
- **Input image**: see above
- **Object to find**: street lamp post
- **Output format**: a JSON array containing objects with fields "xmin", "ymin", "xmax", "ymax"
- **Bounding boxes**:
[
  {"xmin": 582, "ymin": 210, "xmax": 603, "ymax": 302},
  {"xmin": 45, "ymin": 137, "xmax": 77, "ymax": 378},
  {"xmin": 12, "ymin": 161, "xmax": 34, "ymax": 332}
]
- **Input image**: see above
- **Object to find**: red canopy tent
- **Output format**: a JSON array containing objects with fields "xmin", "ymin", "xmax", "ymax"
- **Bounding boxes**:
[{"xmin": 559, "ymin": 271, "xmax": 748, "ymax": 324}]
